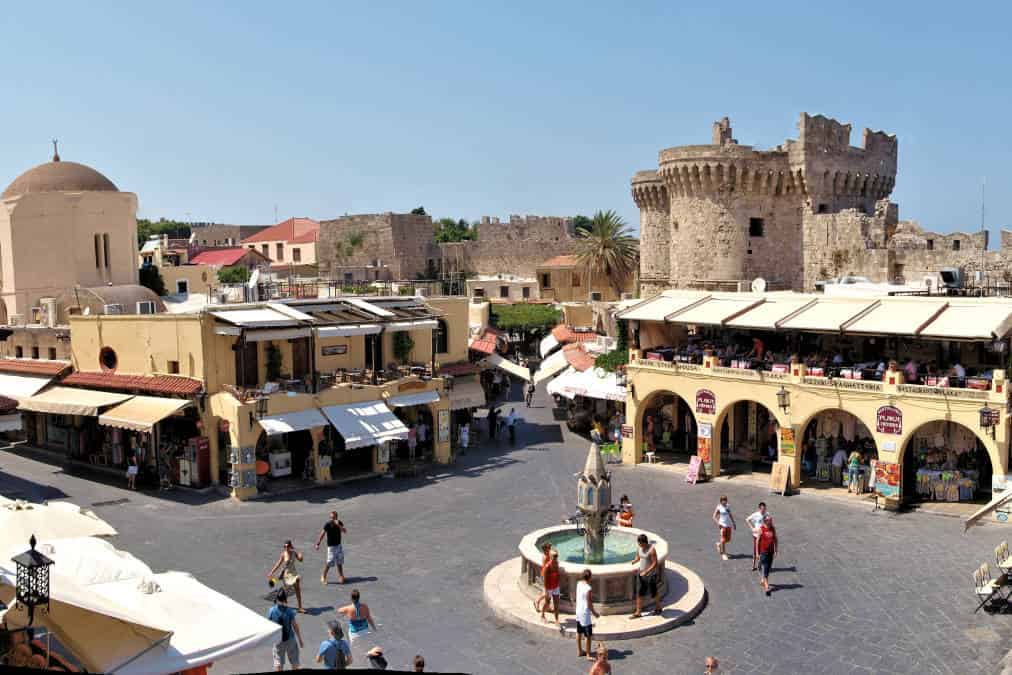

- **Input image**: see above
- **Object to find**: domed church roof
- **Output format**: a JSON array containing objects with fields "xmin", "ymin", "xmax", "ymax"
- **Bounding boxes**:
[{"xmin": 3, "ymin": 145, "xmax": 118, "ymax": 199}]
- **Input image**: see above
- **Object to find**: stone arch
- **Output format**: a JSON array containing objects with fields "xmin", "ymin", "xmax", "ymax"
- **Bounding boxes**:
[
  {"xmin": 712, "ymin": 397, "xmax": 788, "ymax": 475},
  {"xmin": 897, "ymin": 418, "xmax": 998, "ymax": 503},
  {"xmin": 638, "ymin": 389, "xmax": 698, "ymax": 457},
  {"xmin": 797, "ymin": 407, "xmax": 878, "ymax": 480}
]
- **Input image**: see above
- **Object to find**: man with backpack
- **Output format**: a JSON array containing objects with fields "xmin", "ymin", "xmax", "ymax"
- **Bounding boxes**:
[
  {"xmin": 267, "ymin": 590, "xmax": 303, "ymax": 671},
  {"xmin": 316, "ymin": 620, "xmax": 352, "ymax": 669}
]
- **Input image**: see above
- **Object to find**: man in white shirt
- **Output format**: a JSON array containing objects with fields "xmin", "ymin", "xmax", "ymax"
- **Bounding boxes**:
[
  {"xmin": 746, "ymin": 502, "xmax": 769, "ymax": 571},
  {"xmin": 831, "ymin": 447, "xmax": 847, "ymax": 485}
]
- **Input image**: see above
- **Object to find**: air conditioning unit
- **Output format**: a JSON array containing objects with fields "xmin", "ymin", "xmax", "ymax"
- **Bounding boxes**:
[
  {"xmin": 43, "ymin": 297, "xmax": 58, "ymax": 327},
  {"xmin": 103, "ymin": 304, "xmax": 124, "ymax": 315},
  {"xmin": 8, "ymin": 314, "xmax": 23, "ymax": 326},
  {"xmin": 30, "ymin": 307, "xmax": 44, "ymax": 324}
]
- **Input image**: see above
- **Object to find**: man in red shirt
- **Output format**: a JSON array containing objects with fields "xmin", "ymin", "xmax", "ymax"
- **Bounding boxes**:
[{"xmin": 540, "ymin": 549, "xmax": 560, "ymax": 624}]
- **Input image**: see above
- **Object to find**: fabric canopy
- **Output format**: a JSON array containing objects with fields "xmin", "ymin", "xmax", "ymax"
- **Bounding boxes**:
[
  {"xmin": 18, "ymin": 387, "xmax": 132, "ymax": 417},
  {"xmin": 482, "ymin": 353, "xmax": 532, "ymax": 382},
  {"xmin": 386, "ymin": 390, "xmax": 440, "ymax": 408},
  {"xmin": 964, "ymin": 486, "xmax": 1012, "ymax": 531},
  {"xmin": 539, "ymin": 333, "xmax": 560, "ymax": 358},
  {"xmin": 98, "ymin": 396, "xmax": 191, "ymax": 432},
  {"xmin": 547, "ymin": 367, "xmax": 626, "ymax": 402},
  {"xmin": 0, "ymin": 500, "xmax": 117, "ymax": 552},
  {"xmin": 918, "ymin": 303, "xmax": 1012, "ymax": 340},
  {"xmin": 842, "ymin": 300, "xmax": 947, "ymax": 335},
  {"xmin": 0, "ymin": 372, "xmax": 55, "ymax": 400},
  {"xmin": 258, "ymin": 408, "xmax": 329, "ymax": 436},
  {"xmin": 448, "ymin": 379, "xmax": 486, "ymax": 410},
  {"xmin": 385, "ymin": 319, "xmax": 438, "ymax": 333},
  {"xmin": 617, "ymin": 291, "xmax": 709, "ymax": 321},
  {"xmin": 244, "ymin": 327, "xmax": 312, "ymax": 342},
  {"xmin": 321, "ymin": 401, "xmax": 409, "ymax": 449},
  {"xmin": 317, "ymin": 324, "xmax": 382, "ymax": 337},
  {"xmin": 666, "ymin": 296, "xmax": 765, "ymax": 326},
  {"xmin": 533, "ymin": 349, "xmax": 569, "ymax": 384}
]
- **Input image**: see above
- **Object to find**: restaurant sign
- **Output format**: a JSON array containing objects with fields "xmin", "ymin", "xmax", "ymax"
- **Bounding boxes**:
[
  {"xmin": 876, "ymin": 405, "xmax": 903, "ymax": 435},
  {"xmin": 621, "ymin": 424, "xmax": 633, "ymax": 439},
  {"xmin": 695, "ymin": 389, "xmax": 716, "ymax": 415}
]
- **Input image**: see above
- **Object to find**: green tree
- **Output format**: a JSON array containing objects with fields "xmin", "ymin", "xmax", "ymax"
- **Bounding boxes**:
[
  {"xmin": 217, "ymin": 265, "xmax": 251, "ymax": 284},
  {"xmin": 573, "ymin": 210, "xmax": 639, "ymax": 298},
  {"xmin": 393, "ymin": 332, "xmax": 415, "ymax": 364},
  {"xmin": 410, "ymin": 206, "xmax": 427, "ymax": 215},
  {"xmin": 571, "ymin": 214, "xmax": 592, "ymax": 232},
  {"xmin": 137, "ymin": 218, "xmax": 192, "ymax": 246},
  {"xmin": 490, "ymin": 304, "xmax": 561, "ymax": 349},
  {"xmin": 433, "ymin": 218, "xmax": 477, "ymax": 243},
  {"xmin": 138, "ymin": 265, "xmax": 167, "ymax": 296}
]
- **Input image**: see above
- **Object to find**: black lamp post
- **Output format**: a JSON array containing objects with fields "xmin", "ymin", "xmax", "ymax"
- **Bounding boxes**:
[
  {"xmin": 776, "ymin": 386, "xmax": 791, "ymax": 415},
  {"xmin": 979, "ymin": 403, "xmax": 997, "ymax": 439},
  {"xmin": 11, "ymin": 535, "xmax": 53, "ymax": 626}
]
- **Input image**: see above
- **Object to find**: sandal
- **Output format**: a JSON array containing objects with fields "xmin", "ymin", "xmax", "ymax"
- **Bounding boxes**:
[{"xmin": 630, "ymin": 613, "xmax": 642, "ymax": 619}]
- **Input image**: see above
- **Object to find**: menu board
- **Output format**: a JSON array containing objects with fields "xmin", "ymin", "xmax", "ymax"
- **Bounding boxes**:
[
  {"xmin": 873, "ymin": 460, "xmax": 900, "ymax": 498},
  {"xmin": 769, "ymin": 463, "xmax": 791, "ymax": 496},
  {"xmin": 697, "ymin": 422, "xmax": 713, "ymax": 476},
  {"xmin": 686, "ymin": 455, "xmax": 704, "ymax": 484},
  {"xmin": 779, "ymin": 427, "xmax": 796, "ymax": 457}
]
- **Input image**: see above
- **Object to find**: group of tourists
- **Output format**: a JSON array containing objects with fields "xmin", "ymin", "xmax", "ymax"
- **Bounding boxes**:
[
  {"xmin": 264, "ymin": 510, "xmax": 425, "ymax": 671},
  {"xmin": 712, "ymin": 497, "xmax": 779, "ymax": 596}
]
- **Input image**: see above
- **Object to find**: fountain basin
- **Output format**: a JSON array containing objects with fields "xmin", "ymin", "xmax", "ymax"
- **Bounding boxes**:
[{"xmin": 518, "ymin": 524, "xmax": 669, "ymax": 615}]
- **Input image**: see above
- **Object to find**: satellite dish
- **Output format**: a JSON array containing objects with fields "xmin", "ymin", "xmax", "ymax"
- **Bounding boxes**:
[{"xmin": 751, "ymin": 277, "xmax": 767, "ymax": 294}]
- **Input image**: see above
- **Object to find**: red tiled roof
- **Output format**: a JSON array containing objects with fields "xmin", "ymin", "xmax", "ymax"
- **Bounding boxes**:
[
  {"xmin": 241, "ymin": 217, "xmax": 320, "ymax": 244},
  {"xmin": 539, "ymin": 255, "xmax": 579, "ymax": 268},
  {"xmin": 563, "ymin": 343, "xmax": 597, "ymax": 372},
  {"xmin": 469, "ymin": 329, "xmax": 500, "ymax": 356},
  {"xmin": 62, "ymin": 372, "xmax": 203, "ymax": 396},
  {"xmin": 189, "ymin": 248, "xmax": 264, "ymax": 267},
  {"xmin": 438, "ymin": 362, "xmax": 481, "ymax": 377},
  {"xmin": 551, "ymin": 324, "xmax": 601, "ymax": 345},
  {"xmin": 0, "ymin": 359, "xmax": 71, "ymax": 376}
]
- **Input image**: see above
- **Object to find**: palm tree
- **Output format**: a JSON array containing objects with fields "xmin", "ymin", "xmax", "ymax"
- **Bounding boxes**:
[{"xmin": 573, "ymin": 210, "xmax": 639, "ymax": 299}]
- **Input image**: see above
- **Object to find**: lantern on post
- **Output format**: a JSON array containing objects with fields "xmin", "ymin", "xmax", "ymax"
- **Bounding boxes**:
[
  {"xmin": 979, "ymin": 403, "xmax": 997, "ymax": 439},
  {"xmin": 776, "ymin": 386, "xmax": 791, "ymax": 414},
  {"xmin": 11, "ymin": 535, "xmax": 53, "ymax": 626},
  {"xmin": 249, "ymin": 396, "xmax": 270, "ymax": 430}
]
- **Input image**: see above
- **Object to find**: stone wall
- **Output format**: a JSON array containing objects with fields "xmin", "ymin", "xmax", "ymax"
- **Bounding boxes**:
[
  {"xmin": 318, "ymin": 213, "xmax": 436, "ymax": 280},
  {"xmin": 438, "ymin": 215, "xmax": 578, "ymax": 278}
]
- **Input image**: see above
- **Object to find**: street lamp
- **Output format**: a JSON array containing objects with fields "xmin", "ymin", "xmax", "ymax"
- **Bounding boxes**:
[
  {"xmin": 979, "ymin": 403, "xmax": 997, "ymax": 439},
  {"xmin": 776, "ymin": 386, "xmax": 791, "ymax": 414},
  {"xmin": 249, "ymin": 396, "xmax": 269, "ymax": 430},
  {"xmin": 11, "ymin": 535, "xmax": 53, "ymax": 626}
]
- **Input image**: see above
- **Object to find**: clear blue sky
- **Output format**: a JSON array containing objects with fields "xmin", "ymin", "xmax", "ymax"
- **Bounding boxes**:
[{"xmin": 2, "ymin": 2, "xmax": 1009, "ymax": 240}]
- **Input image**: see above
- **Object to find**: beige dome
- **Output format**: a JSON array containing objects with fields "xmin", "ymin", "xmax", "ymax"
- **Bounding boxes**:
[{"xmin": 3, "ymin": 159, "xmax": 118, "ymax": 199}]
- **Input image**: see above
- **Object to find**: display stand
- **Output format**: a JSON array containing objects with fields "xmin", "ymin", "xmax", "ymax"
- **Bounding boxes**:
[{"xmin": 769, "ymin": 463, "xmax": 791, "ymax": 496}]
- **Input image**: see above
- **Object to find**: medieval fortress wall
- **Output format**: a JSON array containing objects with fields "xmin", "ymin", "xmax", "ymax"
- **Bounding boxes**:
[{"xmin": 634, "ymin": 113, "xmax": 1007, "ymax": 294}]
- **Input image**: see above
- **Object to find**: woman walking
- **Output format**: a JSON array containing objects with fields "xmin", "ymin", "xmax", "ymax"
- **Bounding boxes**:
[
  {"xmin": 757, "ymin": 514, "xmax": 778, "ymax": 596},
  {"xmin": 711, "ymin": 495, "xmax": 736, "ymax": 561},
  {"xmin": 533, "ymin": 542, "xmax": 552, "ymax": 614},
  {"xmin": 269, "ymin": 540, "xmax": 306, "ymax": 612}
]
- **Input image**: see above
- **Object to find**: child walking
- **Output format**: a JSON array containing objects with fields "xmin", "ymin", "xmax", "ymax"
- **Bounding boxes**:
[{"xmin": 711, "ymin": 495, "xmax": 736, "ymax": 560}]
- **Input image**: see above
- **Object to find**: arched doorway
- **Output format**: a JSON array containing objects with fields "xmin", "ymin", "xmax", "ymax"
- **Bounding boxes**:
[
  {"xmin": 714, "ymin": 400, "xmax": 780, "ymax": 476},
  {"xmin": 900, "ymin": 420, "xmax": 994, "ymax": 505},
  {"xmin": 639, "ymin": 391, "xmax": 696, "ymax": 463},
  {"xmin": 799, "ymin": 409, "xmax": 877, "ymax": 488}
]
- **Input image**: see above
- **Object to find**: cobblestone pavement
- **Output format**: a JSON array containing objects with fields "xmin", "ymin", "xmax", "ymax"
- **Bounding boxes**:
[{"xmin": 3, "ymin": 384, "xmax": 1012, "ymax": 674}]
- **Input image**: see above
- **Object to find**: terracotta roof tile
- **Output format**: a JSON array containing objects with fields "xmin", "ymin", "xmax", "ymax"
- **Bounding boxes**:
[
  {"xmin": 563, "ymin": 343, "xmax": 597, "ymax": 372},
  {"xmin": 0, "ymin": 359, "xmax": 71, "ymax": 376},
  {"xmin": 468, "ymin": 329, "xmax": 501, "ymax": 355},
  {"xmin": 241, "ymin": 217, "xmax": 320, "ymax": 244},
  {"xmin": 539, "ymin": 255, "xmax": 579, "ymax": 268},
  {"xmin": 551, "ymin": 324, "xmax": 601, "ymax": 344},
  {"xmin": 62, "ymin": 372, "xmax": 203, "ymax": 396},
  {"xmin": 189, "ymin": 248, "xmax": 266, "ymax": 267}
]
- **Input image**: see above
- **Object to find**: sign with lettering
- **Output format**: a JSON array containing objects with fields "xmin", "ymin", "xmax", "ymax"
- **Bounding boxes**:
[
  {"xmin": 438, "ymin": 408, "xmax": 450, "ymax": 444},
  {"xmin": 876, "ymin": 406, "xmax": 903, "ymax": 435},
  {"xmin": 686, "ymin": 455, "xmax": 705, "ymax": 484},
  {"xmin": 398, "ymin": 380, "xmax": 427, "ymax": 393},
  {"xmin": 621, "ymin": 424, "xmax": 633, "ymax": 439},
  {"xmin": 779, "ymin": 427, "xmax": 796, "ymax": 457},
  {"xmin": 769, "ymin": 463, "xmax": 791, "ymax": 496},
  {"xmin": 873, "ymin": 460, "xmax": 900, "ymax": 498},
  {"xmin": 695, "ymin": 389, "xmax": 716, "ymax": 415},
  {"xmin": 321, "ymin": 345, "xmax": 348, "ymax": 356},
  {"xmin": 697, "ymin": 422, "xmax": 713, "ymax": 474}
]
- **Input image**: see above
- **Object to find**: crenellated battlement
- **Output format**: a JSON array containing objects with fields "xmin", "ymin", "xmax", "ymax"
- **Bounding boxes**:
[{"xmin": 631, "ymin": 171, "xmax": 668, "ymax": 209}]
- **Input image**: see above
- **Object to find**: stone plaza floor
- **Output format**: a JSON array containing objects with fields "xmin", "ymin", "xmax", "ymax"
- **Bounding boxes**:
[{"xmin": 3, "ymin": 386, "xmax": 1012, "ymax": 674}]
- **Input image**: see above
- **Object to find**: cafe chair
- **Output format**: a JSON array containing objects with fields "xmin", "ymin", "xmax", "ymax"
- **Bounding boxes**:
[
  {"xmin": 973, "ymin": 563, "xmax": 1009, "ymax": 613},
  {"xmin": 996, "ymin": 542, "xmax": 1012, "ymax": 576},
  {"xmin": 643, "ymin": 442, "xmax": 657, "ymax": 464}
]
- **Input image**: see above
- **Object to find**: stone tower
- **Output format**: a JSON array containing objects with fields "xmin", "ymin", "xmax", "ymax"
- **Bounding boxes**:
[
  {"xmin": 577, "ymin": 442, "xmax": 611, "ymax": 564},
  {"xmin": 631, "ymin": 113, "xmax": 898, "ymax": 292}
]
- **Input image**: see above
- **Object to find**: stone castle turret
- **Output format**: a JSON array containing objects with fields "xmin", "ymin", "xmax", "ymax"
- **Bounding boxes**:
[{"xmin": 632, "ymin": 113, "xmax": 898, "ymax": 294}]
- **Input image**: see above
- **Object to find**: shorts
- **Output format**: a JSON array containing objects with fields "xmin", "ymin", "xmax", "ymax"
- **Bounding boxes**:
[
  {"xmin": 326, "ymin": 544, "xmax": 344, "ymax": 567},
  {"xmin": 272, "ymin": 638, "xmax": 300, "ymax": 669},
  {"xmin": 638, "ymin": 574, "xmax": 658, "ymax": 598},
  {"xmin": 720, "ymin": 526, "xmax": 732, "ymax": 543},
  {"xmin": 576, "ymin": 621, "xmax": 593, "ymax": 637},
  {"xmin": 546, "ymin": 587, "xmax": 560, "ymax": 598},
  {"xmin": 349, "ymin": 627, "xmax": 370, "ymax": 645},
  {"xmin": 127, "ymin": 466, "xmax": 138, "ymax": 476}
]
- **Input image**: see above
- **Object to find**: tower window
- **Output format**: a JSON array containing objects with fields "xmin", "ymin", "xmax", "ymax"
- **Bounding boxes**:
[
  {"xmin": 952, "ymin": 239, "xmax": 961, "ymax": 251},
  {"xmin": 103, "ymin": 233, "xmax": 111, "ymax": 269},
  {"xmin": 817, "ymin": 204, "xmax": 829, "ymax": 214},
  {"xmin": 926, "ymin": 239, "xmax": 934, "ymax": 251},
  {"xmin": 749, "ymin": 218, "xmax": 765, "ymax": 237}
]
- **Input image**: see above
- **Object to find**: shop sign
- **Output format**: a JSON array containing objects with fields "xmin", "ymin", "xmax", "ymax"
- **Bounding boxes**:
[
  {"xmin": 399, "ymin": 380, "xmax": 427, "ymax": 393},
  {"xmin": 779, "ymin": 427, "xmax": 796, "ymax": 457},
  {"xmin": 438, "ymin": 408, "xmax": 450, "ymax": 444},
  {"xmin": 695, "ymin": 389, "xmax": 716, "ymax": 415},
  {"xmin": 321, "ymin": 345, "xmax": 348, "ymax": 356},
  {"xmin": 621, "ymin": 424, "xmax": 633, "ymax": 439},
  {"xmin": 697, "ymin": 422, "xmax": 713, "ymax": 474},
  {"xmin": 873, "ymin": 460, "xmax": 900, "ymax": 498},
  {"xmin": 876, "ymin": 406, "xmax": 903, "ymax": 435}
]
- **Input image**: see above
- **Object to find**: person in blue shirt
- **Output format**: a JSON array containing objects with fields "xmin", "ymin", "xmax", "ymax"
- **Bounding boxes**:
[
  {"xmin": 316, "ymin": 620, "xmax": 352, "ymax": 669},
  {"xmin": 267, "ymin": 590, "xmax": 303, "ymax": 671}
]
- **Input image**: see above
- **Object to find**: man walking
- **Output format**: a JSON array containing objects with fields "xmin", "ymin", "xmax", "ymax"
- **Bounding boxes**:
[
  {"xmin": 575, "ymin": 569, "xmax": 600, "ymax": 661},
  {"xmin": 267, "ymin": 590, "xmax": 303, "ymax": 671},
  {"xmin": 507, "ymin": 408, "xmax": 519, "ymax": 443},
  {"xmin": 337, "ymin": 589, "xmax": 378, "ymax": 655},
  {"xmin": 315, "ymin": 620, "xmax": 352, "ymax": 669},
  {"xmin": 525, "ymin": 381, "xmax": 535, "ymax": 407},
  {"xmin": 746, "ymin": 502, "xmax": 769, "ymax": 572},
  {"xmin": 630, "ymin": 534, "xmax": 660, "ymax": 618},
  {"xmin": 315, "ymin": 511, "xmax": 348, "ymax": 585},
  {"xmin": 488, "ymin": 407, "xmax": 499, "ymax": 440}
]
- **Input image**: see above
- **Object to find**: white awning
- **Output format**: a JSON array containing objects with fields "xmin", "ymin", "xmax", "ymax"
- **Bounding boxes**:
[
  {"xmin": 210, "ymin": 307, "xmax": 300, "ymax": 328},
  {"xmin": 387, "ymin": 390, "xmax": 441, "ymax": 408},
  {"xmin": 345, "ymin": 297, "xmax": 395, "ymax": 317},
  {"xmin": 918, "ymin": 303, "xmax": 1012, "ymax": 340},
  {"xmin": 448, "ymin": 379, "xmax": 486, "ymax": 410},
  {"xmin": 385, "ymin": 319, "xmax": 438, "ymax": 333},
  {"xmin": 776, "ymin": 298, "xmax": 878, "ymax": 332},
  {"xmin": 533, "ymin": 348, "xmax": 569, "ymax": 384},
  {"xmin": 321, "ymin": 401, "xmax": 409, "ymax": 449},
  {"xmin": 965, "ymin": 486, "xmax": 1012, "ymax": 531},
  {"xmin": 0, "ymin": 372, "xmax": 54, "ymax": 400},
  {"xmin": 547, "ymin": 367, "xmax": 626, "ymax": 402},
  {"xmin": 0, "ymin": 413, "xmax": 20, "ymax": 431},
  {"xmin": 843, "ymin": 300, "xmax": 948, "ymax": 335},
  {"xmin": 725, "ymin": 297, "xmax": 817, "ymax": 330},
  {"xmin": 244, "ymin": 327, "xmax": 312, "ymax": 342},
  {"xmin": 98, "ymin": 397, "xmax": 191, "ymax": 432},
  {"xmin": 539, "ymin": 334, "xmax": 560, "ymax": 358},
  {"xmin": 18, "ymin": 387, "xmax": 133, "ymax": 417},
  {"xmin": 482, "ymin": 353, "xmax": 532, "ymax": 382},
  {"xmin": 617, "ymin": 291, "xmax": 709, "ymax": 321},
  {"xmin": 258, "ymin": 408, "xmax": 329, "ymax": 436},
  {"xmin": 317, "ymin": 324, "xmax": 382, "ymax": 337},
  {"xmin": 666, "ymin": 296, "xmax": 765, "ymax": 326}
]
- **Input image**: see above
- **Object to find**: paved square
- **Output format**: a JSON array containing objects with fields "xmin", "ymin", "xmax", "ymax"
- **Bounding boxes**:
[{"xmin": 3, "ymin": 389, "xmax": 1012, "ymax": 674}]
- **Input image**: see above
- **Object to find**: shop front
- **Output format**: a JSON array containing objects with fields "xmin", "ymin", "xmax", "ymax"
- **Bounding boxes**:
[
  {"xmin": 256, "ymin": 408, "xmax": 330, "ymax": 485},
  {"xmin": 386, "ymin": 388, "xmax": 441, "ymax": 463},
  {"xmin": 902, "ymin": 419, "xmax": 992, "ymax": 504},
  {"xmin": 548, "ymin": 366, "xmax": 626, "ymax": 457},
  {"xmin": 800, "ymin": 409, "xmax": 877, "ymax": 489},
  {"xmin": 320, "ymin": 400, "xmax": 410, "ymax": 477},
  {"xmin": 446, "ymin": 376, "xmax": 487, "ymax": 451}
]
